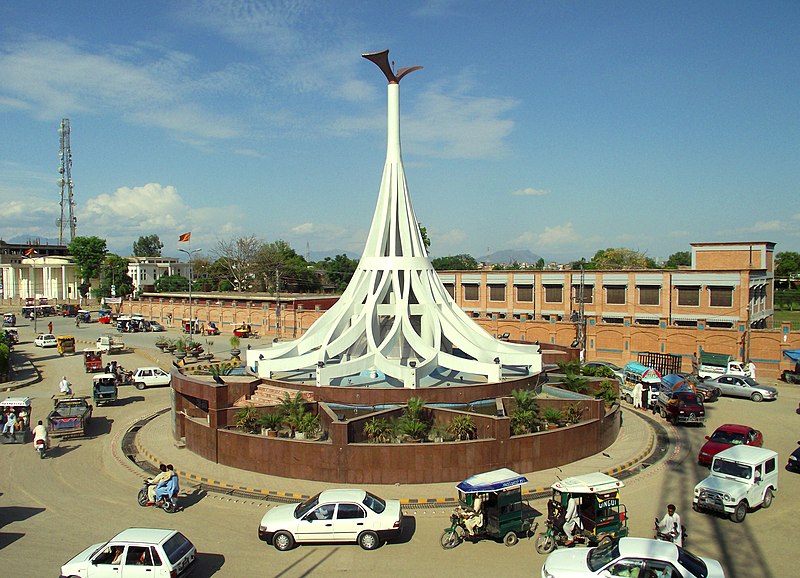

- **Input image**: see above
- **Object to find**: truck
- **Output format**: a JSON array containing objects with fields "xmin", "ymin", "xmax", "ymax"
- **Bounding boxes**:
[
  {"xmin": 698, "ymin": 352, "xmax": 751, "ymax": 380},
  {"xmin": 693, "ymin": 445, "xmax": 778, "ymax": 523},
  {"xmin": 96, "ymin": 333, "xmax": 125, "ymax": 354},
  {"xmin": 656, "ymin": 375, "xmax": 705, "ymax": 425},
  {"xmin": 47, "ymin": 397, "xmax": 93, "ymax": 438}
]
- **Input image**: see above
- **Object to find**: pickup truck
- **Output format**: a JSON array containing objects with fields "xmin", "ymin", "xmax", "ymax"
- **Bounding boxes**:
[
  {"xmin": 96, "ymin": 333, "xmax": 125, "ymax": 354},
  {"xmin": 47, "ymin": 397, "xmax": 93, "ymax": 438},
  {"xmin": 698, "ymin": 352, "xmax": 751, "ymax": 380}
]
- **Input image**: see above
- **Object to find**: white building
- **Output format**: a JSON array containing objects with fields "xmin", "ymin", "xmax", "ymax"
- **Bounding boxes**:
[
  {"xmin": 127, "ymin": 257, "xmax": 191, "ymax": 295},
  {"xmin": 1, "ymin": 255, "xmax": 82, "ymax": 302}
]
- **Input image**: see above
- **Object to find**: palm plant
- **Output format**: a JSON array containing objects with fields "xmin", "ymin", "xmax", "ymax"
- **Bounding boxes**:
[
  {"xmin": 563, "ymin": 371, "xmax": 590, "ymax": 394},
  {"xmin": 404, "ymin": 396, "xmax": 428, "ymax": 421},
  {"xmin": 509, "ymin": 388, "xmax": 540, "ymax": 435},
  {"xmin": 399, "ymin": 417, "xmax": 429, "ymax": 441},
  {"xmin": 363, "ymin": 417, "xmax": 394, "ymax": 443},
  {"xmin": 258, "ymin": 412, "xmax": 283, "ymax": 433},
  {"xmin": 447, "ymin": 414, "xmax": 477, "ymax": 441},
  {"xmin": 543, "ymin": 406, "xmax": 564, "ymax": 425},
  {"xmin": 235, "ymin": 405, "xmax": 261, "ymax": 434},
  {"xmin": 595, "ymin": 380, "xmax": 619, "ymax": 406},
  {"xmin": 278, "ymin": 391, "xmax": 308, "ymax": 438},
  {"xmin": 297, "ymin": 412, "xmax": 320, "ymax": 438}
]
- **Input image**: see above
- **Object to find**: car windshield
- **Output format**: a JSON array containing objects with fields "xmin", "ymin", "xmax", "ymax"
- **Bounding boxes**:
[
  {"xmin": 587, "ymin": 541, "xmax": 620, "ymax": 571},
  {"xmin": 712, "ymin": 458, "xmax": 751, "ymax": 479},
  {"xmin": 362, "ymin": 492, "xmax": 386, "ymax": 514},
  {"xmin": 294, "ymin": 494, "xmax": 320, "ymax": 518},
  {"xmin": 742, "ymin": 377, "xmax": 758, "ymax": 386},
  {"xmin": 677, "ymin": 546, "xmax": 709, "ymax": 578},
  {"xmin": 709, "ymin": 431, "xmax": 746, "ymax": 445}
]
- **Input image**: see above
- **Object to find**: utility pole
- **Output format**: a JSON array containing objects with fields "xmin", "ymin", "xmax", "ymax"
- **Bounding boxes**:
[{"xmin": 275, "ymin": 268, "xmax": 281, "ymax": 339}]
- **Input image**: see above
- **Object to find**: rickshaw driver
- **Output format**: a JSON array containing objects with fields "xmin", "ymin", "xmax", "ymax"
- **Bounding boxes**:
[{"xmin": 462, "ymin": 493, "xmax": 486, "ymax": 536}]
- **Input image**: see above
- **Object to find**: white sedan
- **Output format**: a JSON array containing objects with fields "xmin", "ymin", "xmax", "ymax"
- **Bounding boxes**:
[
  {"xmin": 34, "ymin": 333, "xmax": 57, "ymax": 347},
  {"xmin": 541, "ymin": 537, "xmax": 725, "ymax": 578},
  {"xmin": 131, "ymin": 367, "xmax": 171, "ymax": 389},
  {"xmin": 258, "ymin": 489, "xmax": 402, "ymax": 551}
]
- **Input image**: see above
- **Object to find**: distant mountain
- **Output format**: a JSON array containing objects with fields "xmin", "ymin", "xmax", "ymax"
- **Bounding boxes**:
[
  {"xmin": 308, "ymin": 249, "xmax": 361, "ymax": 262},
  {"xmin": 479, "ymin": 249, "xmax": 544, "ymax": 265}
]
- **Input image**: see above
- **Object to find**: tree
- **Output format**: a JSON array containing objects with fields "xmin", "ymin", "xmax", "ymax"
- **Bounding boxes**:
[
  {"xmin": 664, "ymin": 251, "xmax": 691, "ymax": 269},
  {"xmin": 418, "ymin": 223, "xmax": 431, "ymax": 251},
  {"xmin": 318, "ymin": 254, "xmax": 358, "ymax": 292},
  {"xmin": 431, "ymin": 254, "xmax": 479, "ymax": 271},
  {"xmin": 153, "ymin": 273, "xmax": 190, "ymax": 292},
  {"xmin": 213, "ymin": 235, "xmax": 262, "ymax": 292},
  {"xmin": 95, "ymin": 255, "xmax": 134, "ymax": 299},
  {"xmin": 69, "ymin": 236, "xmax": 108, "ymax": 298},
  {"xmin": 255, "ymin": 240, "xmax": 320, "ymax": 293},
  {"xmin": 132, "ymin": 234, "xmax": 163, "ymax": 257},
  {"xmin": 590, "ymin": 248, "xmax": 656, "ymax": 270},
  {"xmin": 776, "ymin": 252, "xmax": 800, "ymax": 278}
]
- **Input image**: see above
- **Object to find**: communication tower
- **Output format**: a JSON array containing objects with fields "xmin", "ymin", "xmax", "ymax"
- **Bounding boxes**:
[{"xmin": 57, "ymin": 118, "xmax": 76, "ymax": 244}]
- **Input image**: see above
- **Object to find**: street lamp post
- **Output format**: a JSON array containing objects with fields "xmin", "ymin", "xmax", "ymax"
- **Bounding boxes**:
[{"xmin": 178, "ymin": 248, "xmax": 202, "ymax": 343}]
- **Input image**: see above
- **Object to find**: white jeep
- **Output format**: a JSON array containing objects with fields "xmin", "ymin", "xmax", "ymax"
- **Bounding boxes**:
[
  {"xmin": 131, "ymin": 367, "xmax": 172, "ymax": 390},
  {"xmin": 693, "ymin": 445, "xmax": 778, "ymax": 523}
]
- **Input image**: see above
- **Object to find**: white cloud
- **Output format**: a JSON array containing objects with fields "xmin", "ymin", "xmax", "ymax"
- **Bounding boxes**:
[
  {"xmin": 513, "ymin": 222, "xmax": 578, "ymax": 249},
  {"xmin": 511, "ymin": 187, "xmax": 548, "ymax": 197},
  {"xmin": 434, "ymin": 228, "xmax": 467, "ymax": 248},
  {"xmin": 737, "ymin": 220, "xmax": 785, "ymax": 233}
]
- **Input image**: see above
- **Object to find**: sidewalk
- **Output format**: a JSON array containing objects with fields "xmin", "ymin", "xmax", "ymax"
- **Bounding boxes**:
[{"xmin": 134, "ymin": 406, "xmax": 657, "ymax": 504}]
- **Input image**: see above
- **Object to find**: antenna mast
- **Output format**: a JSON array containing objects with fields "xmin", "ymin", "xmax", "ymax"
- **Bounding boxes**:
[{"xmin": 58, "ymin": 119, "xmax": 76, "ymax": 244}]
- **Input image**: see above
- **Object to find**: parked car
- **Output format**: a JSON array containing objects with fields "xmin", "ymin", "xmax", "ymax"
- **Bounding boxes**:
[
  {"xmin": 131, "ymin": 367, "xmax": 172, "ymax": 390},
  {"xmin": 702, "ymin": 375, "xmax": 778, "ymax": 402},
  {"xmin": 60, "ymin": 527, "xmax": 196, "ymax": 577},
  {"xmin": 698, "ymin": 424, "xmax": 763, "ymax": 466},
  {"xmin": 34, "ymin": 333, "xmax": 57, "ymax": 347},
  {"xmin": 540, "ymin": 536, "xmax": 725, "ymax": 578},
  {"xmin": 693, "ymin": 445, "xmax": 778, "ymax": 523},
  {"xmin": 677, "ymin": 372, "xmax": 720, "ymax": 403},
  {"xmin": 583, "ymin": 361, "xmax": 624, "ymax": 383},
  {"xmin": 149, "ymin": 321, "xmax": 165, "ymax": 332},
  {"xmin": 258, "ymin": 489, "xmax": 402, "ymax": 551}
]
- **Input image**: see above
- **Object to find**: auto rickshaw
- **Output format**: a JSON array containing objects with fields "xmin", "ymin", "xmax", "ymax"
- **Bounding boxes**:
[
  {"xmin": 56, "ymin": 335, "xmax": 76, "ymax": 356},
  {"xmin": 535, "ymin": 472, "xmax": 628, "ymax": 554},
  {"xmin": 4, "ymin": 328, "xmax": 19, "ymax": 345},
  {"xmin": 181, "ymin": 318, "xmax": 202, "ymax": 334},
  {"xmin": 83, "ymin": 349, "xmax": 103, "ymax": 373},
  {"xmin": 3, "ymin": 313, "xmax": 16, "ymax": 327},
  {"xmin": 97, "ymin": 309, "xmax": 112, "ymax": 324},
  {"xmin": 92, "ymin": 374, "xmax": 118, "ymax": 406},
  {"xmin": 440, "ymin": 468, "xmax": 537, "ymax": 549},
  {"xmin": 0, "ymin": 396, "xmax": 32, "ymax": 444},
  {"xmin": 233, "ymin": 323, "xmax": 252, "ymax": 338},
  {"xmin": 205, "ymin": 321, "xmax": 220, "ymax": 335}
]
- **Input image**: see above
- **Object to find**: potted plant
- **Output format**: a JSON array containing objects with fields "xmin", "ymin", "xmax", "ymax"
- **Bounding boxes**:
[
  {"xmin": 429, "ymin": 421, "xmax": 450, "ymax": 443},
  {"xmin": 173, "ymin": 338, "xmax": 188, "ymax": 361},
  {"xmin": 543, "ymin": 407, "xmax": 564, "ymax": 429},
  {"xmin": 363, "ymin": 417, "xmax": 394, "ymax": 443},
  {"xmin": 295, "ymin": 412, "xmax": 320, "ymax": 440},
  {"xmin": 278, "ymin": 391, "xmax": 307, "ymax": 438},
  {"xmin": 595, "ymin": 379, "xmax": 619, "ymax": 408},
  {"xmin": 399, "ymin": 417, "xmax": 429, "ymax": 442},
  {"xmin": 564, "ymin": 402, "xmax": 585, "ymax": 425},
  {"xmin": 235, "ymin": 405, "xmax": 261, "ymax": 434},
  {"xmin": 259, "ymin": 412, "xmax": 283, "ymax": 437},
  {"xmin": 165, "ymin": 338, "xmax": 177, "ymax": 353},
  {"xmin": 187, "ymin": 340, "xmax": 203, "ymax": 357},
  {"xmin": 229, "ymin": 335, "xmax": 241, "ymax": 359},
  {"xmin": 155, "ymin": 337, "xmax": 168, "ymax": 352},
  {"xmin": 447, "ymin": 414, "xmax": 477, "ymax": 441}
]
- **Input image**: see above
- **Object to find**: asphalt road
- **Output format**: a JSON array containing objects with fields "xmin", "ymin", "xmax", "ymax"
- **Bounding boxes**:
[{"xmin": 1, "ymin": 315, "xmax": 798, "ymax": 577}]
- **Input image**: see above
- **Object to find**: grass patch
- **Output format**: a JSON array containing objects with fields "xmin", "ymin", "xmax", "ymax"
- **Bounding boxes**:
[{"xmin": 773, "ymin": 309, "xmax": 800, "ymax": 330}]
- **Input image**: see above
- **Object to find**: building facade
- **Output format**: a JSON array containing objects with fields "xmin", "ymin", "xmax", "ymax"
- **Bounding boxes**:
[{"xmin": 127, "ymin": 257, "xmax": 191, "ymax": 295}]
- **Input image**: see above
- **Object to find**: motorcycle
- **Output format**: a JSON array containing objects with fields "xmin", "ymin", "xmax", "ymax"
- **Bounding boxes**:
[
  {"xmin": 654, "ymin": 517, "xmax": 687, "ymax": 546},
  {"xmin": 137, "ymin": 479, "xmax": 180, "ymax": 513},
  {"xmin": 34, "ymin": 438, "xmax": 47, "ymax": 459}
]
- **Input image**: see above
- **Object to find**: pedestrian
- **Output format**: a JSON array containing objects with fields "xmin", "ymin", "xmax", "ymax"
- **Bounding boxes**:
[
  {"xmin": 75, "ymin": 314, "xmax": 80, "ymax": 328},
  {"xmin": 48, "ymin": 321, "xmax": 53, "ymax": 334},
  {"xmin": 167, "ymin": 312, "xmax": 172, "ymax": 327},
  {"xmin": 691, "ymin": 352, "xmax": 699, "ymax": 376},
  {"xmin": 59, "ymin": 376, "xmax": 72, "ymax": 396},
  {"xmin": 746, "ymin": 361, "xmax": 756, "ymax": 380},
  {"xmin": 632, "ymin": 380, "xmax": 643, "ymax": 409}
]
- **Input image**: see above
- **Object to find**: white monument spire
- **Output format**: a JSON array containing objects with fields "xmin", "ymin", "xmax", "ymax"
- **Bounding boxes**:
[{"xmin": 247, "ymin": 50, "xmax": 541, "ymax": 388}]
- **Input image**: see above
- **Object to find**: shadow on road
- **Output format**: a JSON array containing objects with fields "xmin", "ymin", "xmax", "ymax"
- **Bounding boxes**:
[
  {"xmin": 46, "ymin": 444, "xmax": 81, "ymax": 458},
  {"xmin": 396, "ymin": 515, "xmax": 416, "ymax": 544},
  {"xmin": 0, "ymin": 505, "xmax": 45, "ymax": 530},
  {"xmin": 194, "ymin": 552, "xmax": 225, "ymax": 575},
  {"xmin": 180, "ymin": 487, "xmax": 208, "ymax": 509},
  {"xmin": 86, "ymin": 416, "xmax": 113, "ymax": 437},
  {"xmin": 114, "ymin": 395, "xmax": 145, "ymax": 407},
  {"xmin": 0, "ymin": 532, "xmax": 25, "ymax": 550}
]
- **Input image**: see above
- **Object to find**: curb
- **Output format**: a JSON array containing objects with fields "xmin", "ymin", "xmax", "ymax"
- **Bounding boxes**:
[{"xmin": 128, "ymin": 406, "xmax": 664, "ymax": 507}]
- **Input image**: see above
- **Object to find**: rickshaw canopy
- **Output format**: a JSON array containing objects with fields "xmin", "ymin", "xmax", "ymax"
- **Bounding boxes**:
[
  {"xmin": 92, "ymin": 373, "xmax": 117, "ymax": 384},
  {"xmin": 550, "ymin": 472, "xmax": 624, "ymax": 495},
  {"xmin": 456, "ymin": 468, "xmax": 529, "ymax": 494},
  {"xmin": 0, "ymin": 396, "xmax": 32, "ymax": 409}
]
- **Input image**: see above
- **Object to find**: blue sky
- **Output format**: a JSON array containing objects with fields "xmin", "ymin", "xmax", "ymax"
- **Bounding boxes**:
[{"xmin": 1, "ymin": 1, "xmax": 797, "ymax": 263}]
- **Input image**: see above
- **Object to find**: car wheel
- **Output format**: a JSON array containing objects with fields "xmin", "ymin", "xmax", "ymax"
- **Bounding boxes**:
[
  {"xmin": 762, "ymin": 488, "xmax": 773, "ymax": 509},
  {"xmin": 273, "ymin": 531, "xmax": 294, "ymax": 551},
  {"xmin": 731, "ymin": 501, "xmax": 748, "ymax": 523},
  {"xmin": 503, "ymin": 531, "xmax": 519, "ymax": 547},
  {"xmin": 535, "ymin": 534, "xmax": 556, "ymax": 554},
  {"xmin": 135, "ymin": 382, "xmax": 146, "ymax": 390},
  {"xmin": 751, "ymin": 392, "xmax": 763, "ymax": 402},
  {"xmin": 358, "ymin": 530, "xmax": 381, "ymax": 550},
  {"xmin": 697, "ymin": 393, "xmax": 704, "ymax": 403}
]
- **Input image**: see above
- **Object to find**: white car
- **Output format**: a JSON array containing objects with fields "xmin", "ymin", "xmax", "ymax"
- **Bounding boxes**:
[
  {"xmin": 60, "ymin": 527, "xmax": 196, "ymax": 577},
  {"xmin": 34, "ymin": 333, "xmax": 57, "ymax": 347},
  {"xmin": 258, "ymin": 489, "xmax": 402, "ymax": 551},
  {"xmin": 132, "ymin": 367, "xmax": 172, "ymax": 390},
  {"xmin": 541, "ymin": 537, "xmax": 725, "ymax": 578}
]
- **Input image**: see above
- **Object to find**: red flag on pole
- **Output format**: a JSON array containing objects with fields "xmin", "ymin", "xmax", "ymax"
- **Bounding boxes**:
[
  {"xmin": 23, "ymin": 247, "xmax": 35, "ymax": 256},
  {"xmin": 178, "ymin": 232, "xmax": 191, "ymax": 242}
]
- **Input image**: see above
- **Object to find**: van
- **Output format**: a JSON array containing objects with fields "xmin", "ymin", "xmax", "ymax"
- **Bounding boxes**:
[
  {"xmin": 621, "ymin": 362, "xmax": 661, "ymax": 405},
  {"xmin": 693, "ymin": 445, "xmax": 778, "ymax": 523}
]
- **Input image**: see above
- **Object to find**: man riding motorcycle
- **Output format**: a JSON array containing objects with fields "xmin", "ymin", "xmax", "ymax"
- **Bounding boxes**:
[
  {"xmin": 147, "ymin": 463, "xmax": 172, "ymax": 503},
  {"xmin": 32, "ymin": 420, "xmax": 49, "ymax": 450},
  {"xmin": 154, "ymin": 464, "xmax": 179, "ymax": 507}
]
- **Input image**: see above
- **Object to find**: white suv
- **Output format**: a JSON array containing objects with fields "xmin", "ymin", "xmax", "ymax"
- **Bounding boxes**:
[
  {"xmin": 132, "ymin": 367, "xmax": 172, "ymax": 390},
  {"xmin": 693, "ymin": 445, "xmax": 778, "ymax": 523},
  {"xmin": 59, "ymin": 527, "xmax": 196, "ymax": 577}
]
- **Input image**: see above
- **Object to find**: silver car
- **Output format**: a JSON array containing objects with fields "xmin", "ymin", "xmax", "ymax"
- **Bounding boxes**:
[{"xmin": 703, "ymin": 375, "xmax": 777, "ymax": 402}]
